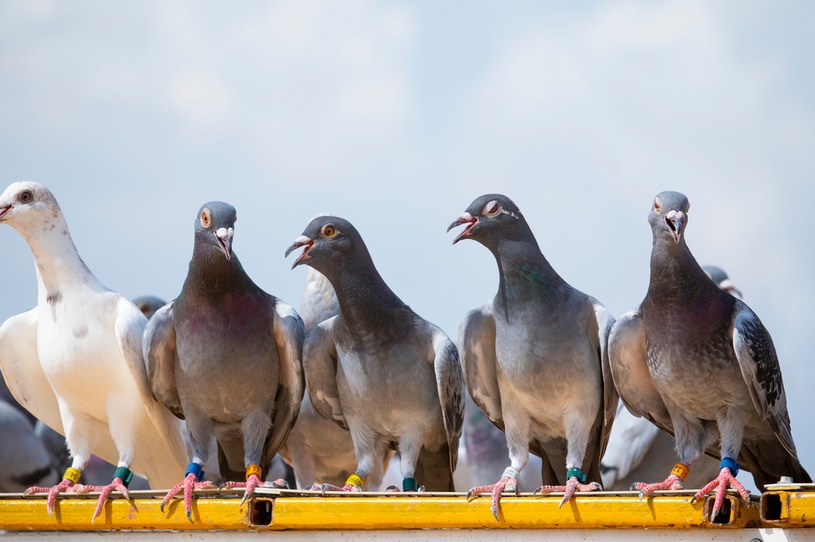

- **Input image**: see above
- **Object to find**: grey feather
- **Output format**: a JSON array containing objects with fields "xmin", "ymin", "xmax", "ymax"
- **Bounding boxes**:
[
  {"xmin": 144, "ymin": 201, "xmax": 305, "ymax": 481},
  {"xmin": 609, "ymin": 191, "xmax": 810, "ymax": 488},
  {"xmin": 288, "ymin": 216, "xmax": 464, "ymax": 491},
  {"xmin": 450, "ymin": 194, "xmax": 617, "ymax": 488}
]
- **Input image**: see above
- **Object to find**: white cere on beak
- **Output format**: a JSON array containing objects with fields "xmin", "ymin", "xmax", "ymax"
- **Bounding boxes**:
[
  {"xmin": 216, "ymin": 227, "xmax": 233, "ymax": 240},
  {"xmin": 459, "ymin": 212, "xmax": 473, "ymax": 221},
  {"xmin": 293, "ymin": 234, "xmax": 311, "ymax": 244}
]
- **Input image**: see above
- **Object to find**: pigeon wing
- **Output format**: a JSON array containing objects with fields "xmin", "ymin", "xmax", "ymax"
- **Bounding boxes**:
[
  {"xmin": 263, "ymin": 300, "xmax": 306, "ymax": 460},
  {"xmin": 592, "ymin": 300, "xmax": 619, "ymax": 459},
  {"xmin": 303, "ymin": 316, "xmax": 347, "ymax": 429},
  {"xmin": 431, "ymin": 328, "xmax": 464, "ymax": 471},
  {"xmin": 143, "ymin": 302, "xmax": 184, "ymax": 420},
  {"xmin": 608, "ymin": 310, "xmax": 673, "ymax": 434},
  {"xmin": 459, "ymin": 304, "xmax": 504, "ymax": 431},
  {"xmin": 0, "ymin": 309, "xmax": 64, "ymax": 435}
]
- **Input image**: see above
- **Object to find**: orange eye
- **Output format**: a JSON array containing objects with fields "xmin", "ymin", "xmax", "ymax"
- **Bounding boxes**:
[
  {"xmin": 653, "ymin": 198, "xmax": 663, "ymax": 213},
  {"xmin": 321, "ymin": 223, "xmax": 337, "ymax": 237},
  {"xmin": 483, "ymin": 200, "xmax": 501, "ymax": 217},
  {"xmin": 200, "ymin": 208, "xmax": 212, "ymax": 228}
]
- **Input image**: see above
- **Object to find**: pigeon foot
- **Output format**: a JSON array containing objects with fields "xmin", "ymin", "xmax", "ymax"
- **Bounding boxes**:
[
  {"xmin": 693, "ymin": 467, "xmax": 750, "ymax": 517},
  {"xmin": 633, "ymin": 472, "xmax": 686, "ymax": 500},
  {"xmin": 535, "ymin": 477, "xmax": 602, "ymax": 508},
  {"xmin": 73, "ymin": 476, "xmax": 132, "ymax": 522},
  {"xmin": 160, "ymin": 473, "xmax": 216, "ymax": 523},
  {"xmin": 25, "ymin": 478, "xmax": 76, "ymax": 516},
  {"xmin": 466, "ymin": 472, "xmax": 519, "ymax": 522}
]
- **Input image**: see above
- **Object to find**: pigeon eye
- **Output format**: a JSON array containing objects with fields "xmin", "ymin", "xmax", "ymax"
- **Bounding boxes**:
[
  {"xmin": 200, "ymin": 208, "xmax": 212, "ymax": 228},
  {"xmin": 653, "ymin": 199, "xmax": 663, "ymax": 214},
  {"xmin": 19, "ymin": 190, "xmax": 33, "ymax": 203},
  {"xmin": 484, "ymin": 201, "xmax": 501, "ymax": 217},
  {"xmin": 321, "ymin": 224, "xmax": 337, "ymax": 238}
]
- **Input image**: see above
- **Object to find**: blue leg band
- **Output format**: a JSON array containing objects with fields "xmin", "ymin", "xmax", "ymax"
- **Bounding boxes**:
[
  {"xmin": 403, "ymin": 477, "xmax": 417, "ymax": 492},
  {"xmin": 720, "ymin": 457, "xmax": 739, "ymax": 476},
  {"xmin": 185, "ymin": 462, "xmax": 205, "ymax": 482}
]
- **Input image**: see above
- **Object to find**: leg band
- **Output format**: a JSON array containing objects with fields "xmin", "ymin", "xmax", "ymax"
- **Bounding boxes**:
[
  {"xmin": 720, "ymin": 457, "xmax": 739, "ymax": 476},
  {"xmin": 671, "ymin": 463, "xmax": 690, "ymax": 481},
  {"xmin": 502, "ymin": 467, "xmax": 519, "ymax": 479},
  {"xmin": 402, "ymin": 477, "xmax": 417, "ymax": 491},
  {"xmin": 245, "ymin": 464, "xmax": 262, "ymax": 480},
  {"xmin": 63, "ymin": 467, "xmax": 82, "ymax": 484},
  {"xmin": 566, "ymin": 467, "xmax": 588, "ymax": 484},
  {"xmin": 345, "ymin": 474, "xmax": 365, "ymax": 487},
  {"xmin": 185, "ymin": 462, "xmax": 205, "ymax": 482},
  {"xmin": 112, "ymin": 466, "xmax": 134, "ymax": 487}
]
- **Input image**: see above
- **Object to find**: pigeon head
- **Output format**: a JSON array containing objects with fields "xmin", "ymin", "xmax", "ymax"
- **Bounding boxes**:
[
  {"xmin": 132, "ymin": 295, "xmax": 167, "ymax": 319},
  {"xmin": 285, "ymin": 216, "xmax": 360, "ymax": 273},
  {"xmin": 703, "ymin": 265, "xmax": 743, "ymax": 298},
  {"xmin": 447, "ymin": 193, "xmax": 526, "ymax": 247},
  {"xmin": 0, "ymin": 181, "xmax": 62, "ymax": 232},
  {"xmin": 648, "ymin": 191, "xmax": 690, "ymax": 246},
  {"xmin": 194, "ymin": 201, "xmax": 237, "ymax": 261}
]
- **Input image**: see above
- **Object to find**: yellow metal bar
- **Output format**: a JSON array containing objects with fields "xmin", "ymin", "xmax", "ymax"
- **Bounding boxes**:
[
  {"xmin": 761, "ymin": 483, "xmax": 815, "ymax": 526},
  {"xmin": 0, "ymin": 489, "xmax": 761, "ymax": 531}
]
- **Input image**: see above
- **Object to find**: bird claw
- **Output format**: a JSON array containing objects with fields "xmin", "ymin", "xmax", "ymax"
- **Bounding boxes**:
[
  {"xmin": 466, "ymin": 475, "xmax": 517, "ymax": 522},
  {"xmin": 24, "ymin": 479, "xmax": 76, "ymax": 516},
  {"xmin": 160, "ymin": 473, "xmax": 214, "ymax": 523},
  {"xmin": 694, "ymin": 467, "xmax": 751, "ymax": 518},
  {"xmin": 89, "ymin": 477, "xmax": 132, "ymax": 523},
  {"xmin": 263, "ymin": 478, "xmax": 289, "ymax": 490},
  {"xmin": 633, "ymin": 474, "xmax": 684, "ymax": 500},
  {"xmin": 536, "ymin": 477, "xmax": 602, "ymax": 508}
]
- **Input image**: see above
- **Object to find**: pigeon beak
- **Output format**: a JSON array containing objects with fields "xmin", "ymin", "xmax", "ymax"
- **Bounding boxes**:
[
  {"xmin": 0, "ymin": 204, "xmax": 11, "ymax": 221},
  {"xmin": 665, "ymin": 210, "xmax": 686, "ymax": 244},
  {"xmin": 285, "ymin": 235, "xmax": 315, "ymax": 269},
  {"xmin": 447, "ymin": 212, "xmax": 478, "ymax": 244},
  {"xmin": 214, "ymin": 227, "xmax": 234, "ymax": 261}
]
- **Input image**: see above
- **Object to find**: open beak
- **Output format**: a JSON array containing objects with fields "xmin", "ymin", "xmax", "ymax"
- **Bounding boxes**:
[
  {"xmin": 214, "ymin": 227, "xmax": 233, "ymax": 261},
  {"xmin": 285, "ymin": 235, "xmax": 314, "ymax": 269},
  {"xmin": 0, "ymin": 204, "xmax": 11, "ymax": 221},
  {"xmin": 718, "ymin": 279, "xmax": 743, "ymax": 299},
  {"xmin": 447, "ymin": 212, "xmax": 478, "ymax": 244},
  {"xmin": 665, "ymin": 210, "xmax": 686, "ymax": 244}
]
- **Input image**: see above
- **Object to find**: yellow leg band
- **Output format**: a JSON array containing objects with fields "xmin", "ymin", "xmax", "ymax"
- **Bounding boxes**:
[
  {"xmin": 345, "ymin": 474, "xmax": 365, "ymax": 487},
  {"xmin": 63, "ymin": 467, "xmax": 82, "ymax": 484},
  {"xmin": 245, "ymin": 464, "xmax": 262, "ymax": 480},
  {"xmin": 671, "ymin": 463, "xmax": 690, "ymax": 481}
]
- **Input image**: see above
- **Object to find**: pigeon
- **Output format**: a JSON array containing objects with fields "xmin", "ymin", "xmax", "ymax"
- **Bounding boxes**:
[
  {"xmin": 132, "ymin": 296, "xmax": 167, "ymax": 320},
  {"xmin": 0, "ymin": 181, "xmax": 188, "ymax": 519},
  {"xmin": 448, "ymin": 194, "xmax": 617, "ymax": 519},
  {"xmin": 600, "ymin": 265, "xmax": 743, "ymax": 490},
  {"xmin": 286, "ymin": 216, "xmax": 464, "ymax": 492},
  {"xmin": 278, "ymin": 268, "xmax": 362, "ymax": 489},
  {"xmin": 609, "ymin": 191, "xmax": 810, "ymax": 516},
  {"xmin": 144, "ymin": 201, "xmax": 304, "ymax": 521},
  {"xmin": 0, "ymin": 399, "xmax": 59, "ymax": 492}
]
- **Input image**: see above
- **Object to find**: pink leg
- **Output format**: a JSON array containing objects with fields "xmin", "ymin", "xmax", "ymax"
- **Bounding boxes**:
[
  {"xmin": 160, "ymin": 473, "xmax": 216, "ymax": 523},
  {"xmin": 73, "ymin": 477, "xmax": 132, "ymax": 522},
  {"xmin": 466, "ymin": 475, "xmax": 518, "ymax": 521},
  {"xmin": 693, "ymin": 467, "xmax": 751, "ymax": 517},
  {"xmin": 24, "ymin": 479, "xmax": 76, "ymax": 516},
  {"xmin": 224, "ymin": 474, "xmax": 268, "ymax": 505},
  {"xmin": 536, "ymin": 477, "xmax": 603, "ymax": 508},
  {"xmin": 633, "ymin": 473, "xmax": 686, "ymax": 499}
]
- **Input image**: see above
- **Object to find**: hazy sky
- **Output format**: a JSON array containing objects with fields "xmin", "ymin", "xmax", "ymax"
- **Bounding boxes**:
[{"xmin": 1, "ymin": 1, "xmax": 813, "ymax": 484}]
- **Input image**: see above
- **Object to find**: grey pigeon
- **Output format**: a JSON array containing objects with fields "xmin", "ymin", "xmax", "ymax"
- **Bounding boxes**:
[
  {"xmin": 278, "ymin": 268, "xmax": 362, "ymax": 489},
  {"xmin": 448, "ymin": 194, "xmax": 617, "ymax": 519},
  {"xmin": 609, "ymin": 191, "xmax": 810, "ymax": 516},
  {"xmin": 286, "ymin": 216, "xmax": 464, "ymax": 492},
  {"xmin": 132, "ymin": 296, "xmax": 167, "ymax": 320},
  {"xmin": 0, "ymin": 182, "xmax": 188, "ymax": 520},
  {"xmin": 144, "ymin": 201, "xmax": 304, "ymax": 521},
  {"xmin": 0, "ymin": 400, "xmax": 59, "ymax": 492},
  {"xmin": 600, "ymin": 266, "xmax": 743, "ymax": 491}
]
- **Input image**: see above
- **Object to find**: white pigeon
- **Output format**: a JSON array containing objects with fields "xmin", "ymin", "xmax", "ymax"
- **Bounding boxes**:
[{"xmin": 0, "ymin": 181, "xmax": 187, "ymax": 519}]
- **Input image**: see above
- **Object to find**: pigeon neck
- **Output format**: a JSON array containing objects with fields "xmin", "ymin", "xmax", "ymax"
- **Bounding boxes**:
[
  {"xmin": 323, "ymin": 249, "xmax": 408, "ymax": 329},
  {"xmin": 19, "ymin": 217, "xmax": 100, "ymax": 304},
  {"xmin": 185, "ymin": 246, "xmax": 256, "ymax": 296},
  {"xmin": 647, "ymin": 239, "xmax": 716, "ymax": 305},
  {"xmin": 492, "ymin": 237, "xmax": 569, "ymax": 308}
]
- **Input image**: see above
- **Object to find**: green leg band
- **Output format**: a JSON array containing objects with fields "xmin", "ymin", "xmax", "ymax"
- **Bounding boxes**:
[
  {"xmin": 112, "ymin": 466, "xmax": 134, "ymax": 487},
  {"xmin": 566, "ymin": 467, "xmax": 587, "ymax": 484},
  {"xmin": 403, "ymin": 477, "xmax": 417, "ymax": 492}
]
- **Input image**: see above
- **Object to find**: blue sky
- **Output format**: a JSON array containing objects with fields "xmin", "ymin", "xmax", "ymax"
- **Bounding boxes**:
[{"xmin": 1, "ymin": 1, "xmax": 813, "ymax": 484}]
